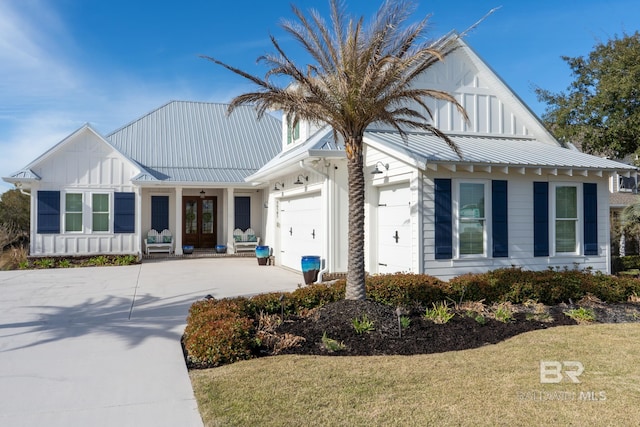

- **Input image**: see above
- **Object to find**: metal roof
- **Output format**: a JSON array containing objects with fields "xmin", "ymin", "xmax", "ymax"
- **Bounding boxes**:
[
  {"xmin": 107, "ymin": 101, "xmax": 282, "ymax": 184},
  {"xmin": 246, "ymin": 126, "xmax": 345, "ymax": 182},
  {"xmin": 365, "ymin": 131, "xmax": 637, "ymax": 172}
]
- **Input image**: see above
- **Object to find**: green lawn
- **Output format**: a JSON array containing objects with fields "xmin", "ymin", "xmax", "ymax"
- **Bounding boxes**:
[{"xmin": 190, "ymin": 323, "xmax": 640, "ymax": 426}]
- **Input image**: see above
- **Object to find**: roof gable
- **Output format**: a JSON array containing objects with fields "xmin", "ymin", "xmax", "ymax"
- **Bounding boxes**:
[
  {"xmin": 403, "ymin": 37, "xmax": 559, "ymax": 145},
  {"xmin": 3, "ymin": 125, "xmax": 142, "ymax": 186}
]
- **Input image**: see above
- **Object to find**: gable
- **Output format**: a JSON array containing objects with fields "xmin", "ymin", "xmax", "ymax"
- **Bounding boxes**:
[
  {"xmin": 406, "ymin": 38, "xmax": 558, "ymax": 145},
  {"xmin": 28, "ymin": 126, "xmax": 140, "ymax": 188}
]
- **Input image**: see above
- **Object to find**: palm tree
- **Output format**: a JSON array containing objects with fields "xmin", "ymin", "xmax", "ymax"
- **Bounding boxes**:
[{"xmin": 203, "ymin": 0, "xmax": 468, "ymax": 300}]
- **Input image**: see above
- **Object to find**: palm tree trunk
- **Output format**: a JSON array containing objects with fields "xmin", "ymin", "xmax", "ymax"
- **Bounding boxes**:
[{"xmin": 345, "ymin": 137, "xmax": 366, "ymax": 300}]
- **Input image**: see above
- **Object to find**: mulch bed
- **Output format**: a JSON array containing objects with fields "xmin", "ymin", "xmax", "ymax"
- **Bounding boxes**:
[{"xmin": 270, "ymin": 298, "xmax": 640, "ymax": 357}]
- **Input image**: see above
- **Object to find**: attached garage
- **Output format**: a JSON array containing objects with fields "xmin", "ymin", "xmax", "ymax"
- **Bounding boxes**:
[
  {"xmin": 376, "ymin": 183, "xmax": 412, "ymax": 274},
  {"xmin": 279, "ymin": 192, "xmax": 323, "ymax": 271}
]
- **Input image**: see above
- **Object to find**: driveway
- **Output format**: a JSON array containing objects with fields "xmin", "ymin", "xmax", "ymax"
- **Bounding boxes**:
[{"xmin": 0, "ymin": 258, "xmax": 303, "ymax": 427}]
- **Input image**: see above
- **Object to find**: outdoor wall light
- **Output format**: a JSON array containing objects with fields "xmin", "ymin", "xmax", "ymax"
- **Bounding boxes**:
[
  {"xmin": 273, "ymin": 182, "xmax": 285, "ymax": 191},
  {"xmin": 371, "ymin": 161, "xmax": 389, "ymax": 174},
  {"xmin": 200, "ymin": 189, "xmax": 206, "ymax": 198},
  {"xmin": 294, "ymin": 174, "xmax": 308, "ymax": 185}
]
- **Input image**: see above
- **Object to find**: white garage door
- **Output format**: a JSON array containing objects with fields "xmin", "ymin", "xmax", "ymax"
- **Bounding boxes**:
[
  {"xmin": 280, "ymin": 193, "xmax": 323, "ymax": 271},
  {"xmin": 377, "ymin": 184, "xmax": 412, "ymax": 274}
]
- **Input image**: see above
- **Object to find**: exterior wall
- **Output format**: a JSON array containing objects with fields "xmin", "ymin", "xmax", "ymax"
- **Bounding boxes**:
[
  {"xmin": 365, "ymin": 146, "xmax": 419, "ymax": 274},
  {"xmin": 422, "ymin": 169, "xmax": 612, "ymax": 281},
  {"xmin": 263, "ymin": 160, "xmax": 348, "ymax": 274},
  {"xmin": 30, "ymin": 130, "xmax": 141, "ymax": 256}
]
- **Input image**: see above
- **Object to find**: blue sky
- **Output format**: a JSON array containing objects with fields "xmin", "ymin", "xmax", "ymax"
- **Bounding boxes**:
[{"xmin": 2, "ymin": 0, "xmax": 640, "ymax": 192}]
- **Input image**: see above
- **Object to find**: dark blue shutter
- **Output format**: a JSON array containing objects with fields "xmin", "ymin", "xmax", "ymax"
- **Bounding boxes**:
[
  {"xmin": 114, "ymin": 192, "xmax": 135, "ymax": 233},
  {"xmin": 533, "ymin": 182, "xmax": 549, "ymax": 257},
  {"xmin": 151, "ymin": 196, "xmax": 169, "ymax": 231},
  {"xmin": 234, "ymin": 196, "xmax": 251, "ymax": 231},
  {"xmin": 583, "ymin": 183, "xmax": 598, "ymax": 255},
  {"xmin": 492, "ymin": 180, "xmax": 508, "ymax": 257},
  {"xmin": 37, "ymin": 191, "xmax": 60, "ymax": 234},
  {"xmin": 434, "ymin": 179, "xmax": 452, "ymax": 259}
]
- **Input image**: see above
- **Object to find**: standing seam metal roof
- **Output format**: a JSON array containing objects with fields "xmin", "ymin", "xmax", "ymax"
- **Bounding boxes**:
[
  {"xmin": 364, "ymin": 131, "xmax": 637, "ymax": 171},
  {"xmin": 106, "ymin": 101, "xmax": 282, "ymax": 183}
]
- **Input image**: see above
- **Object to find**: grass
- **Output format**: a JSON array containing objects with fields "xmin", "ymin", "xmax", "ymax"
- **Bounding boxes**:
[
  {"xmin": 191, "ymin": 324, "xmax": 640, "ymax": 426},
  {"xmin": 565, "ymin": 307, "xmax": 596, "ymax": 323}
]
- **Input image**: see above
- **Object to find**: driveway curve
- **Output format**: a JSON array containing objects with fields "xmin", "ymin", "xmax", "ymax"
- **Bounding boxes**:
[{"xmin": 0, "ymin": 258, "xmax": 302, "ymax": 427}]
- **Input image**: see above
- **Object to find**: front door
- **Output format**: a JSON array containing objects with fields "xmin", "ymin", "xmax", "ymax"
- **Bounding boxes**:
[{"xmin": 183, "ymin": 196, "xmax": 217, "ymax": 248}]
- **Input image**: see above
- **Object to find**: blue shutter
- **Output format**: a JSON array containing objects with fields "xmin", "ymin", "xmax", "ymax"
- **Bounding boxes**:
[
  {"xmin": 234, "ymin": 196, "xmax": 251, "ymax": 231},
  {"xmin": 492, "ymin": 180, "xmax": 508, "ymax": 257},
  {"xmin": 151, "ymin": 196, "xmax": 169, "ymax": 231},
  {"xmin": 583, "ymin": 183, "xmax": 598, "ymax": 255},
  {"xmin": 114, "ymin": 192, "xmax": 135, "ymax": 233},
  {"xmin": 533, "ymin": 182, "xmax": 549, "ymax": 257},
  {"xmin": 434, "ymin": 179, "xmax": 452, "ymax": 259},
  {"xmin": 37, "ymin": 191, "xmax": 60, "ymax": 234}
]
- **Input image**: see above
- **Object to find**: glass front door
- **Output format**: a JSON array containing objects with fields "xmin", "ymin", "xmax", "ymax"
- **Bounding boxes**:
[{"xmin": 183, "ymin": 196, "xmax": 217, "ymax": 248}]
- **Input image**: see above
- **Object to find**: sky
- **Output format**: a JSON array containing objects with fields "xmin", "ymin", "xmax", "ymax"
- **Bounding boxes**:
[{"xmin": 2, "ymin": 0, "xmax": 640, "ymax": 192}]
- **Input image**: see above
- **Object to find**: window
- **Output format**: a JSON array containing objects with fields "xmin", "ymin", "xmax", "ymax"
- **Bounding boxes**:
[
  {"xmin": 458, "ymin": 182, "xmax": 486, "ymax": 256},
  {"xmin": 434, "ymin": 179, "xmax": 508, "ymax": 260},
  {"xmin": 92, "ymin": 194, "xmax": 110, "ymax": 232},
  {"xmin": 286, "ymin": 122, "xmax": 300, "ymax": 145},
  {"xmin": 618, "ymin": 175, "xmax": 636, "ymax": 192},
  {"xmin": 554, "ymin": 185, "xmax": 578, "ymax": 253},
  {"xmin": 65, "ymin": 193, "xmax": 83, "ymax": 232}
]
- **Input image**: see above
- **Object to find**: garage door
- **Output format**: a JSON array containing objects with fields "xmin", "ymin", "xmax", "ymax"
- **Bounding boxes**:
[
  {"xmin": 377, "ymin": 184, "xmax": 412, "ymax": 273},
  {"xmin": 280, "ymin": 193, "xmax": 323, "ymax": 271}
]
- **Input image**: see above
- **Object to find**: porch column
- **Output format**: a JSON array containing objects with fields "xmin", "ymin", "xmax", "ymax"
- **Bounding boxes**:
[
  {"xmin": 175, "ymin": 186, "xmax": 183, "ymax": 255},
  {"xmin": 226, "ymin": 188, "xmax": 235, "ymax": 253},
  {"xmin": 135, "ymin": 186, "xmax": 142, "ymax": 256}
]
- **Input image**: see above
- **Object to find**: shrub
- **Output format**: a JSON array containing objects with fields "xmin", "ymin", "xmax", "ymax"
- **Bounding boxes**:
[
  {"xmin": 366, "ymin": 273, "xmax": 447, "ymax": 307},
  {"xmin": 247, "ymin": 292, "xmax": 290, "ymax": 316},
  {"xmin": 183, "ymin": 298, "xmax": 255, "ymax": 367},
  {"xmin": 289, "ymin": 282, "xmax": 345, "ymax": 312}
]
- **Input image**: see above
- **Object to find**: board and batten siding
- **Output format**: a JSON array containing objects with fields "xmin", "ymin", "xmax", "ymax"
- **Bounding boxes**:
[
  {"xmin": 422, "ymin": 171, "xmax": 611, "ymax": 281},
  {"xmin": 30, "ymin": 129, "xmax": 140, "ymax": 256}
]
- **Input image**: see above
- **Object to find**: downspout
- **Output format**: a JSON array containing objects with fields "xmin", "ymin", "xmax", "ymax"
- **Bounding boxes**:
[
  {"xmin": 299, "ymin": 159, "xmax": 331, "ymax": 282},
  {"xmin": 15, "ymin": 183, "xmax": 31, "ymax": 196}
]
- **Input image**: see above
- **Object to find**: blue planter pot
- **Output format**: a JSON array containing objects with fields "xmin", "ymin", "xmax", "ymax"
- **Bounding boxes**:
[
  {"xmin": 182, "ymin": 245, "xmax": 194, "ymax": 255},
  {"xmin": 256, "ymin": 245, "xmax": 270, "ymax": 265},
  {"xmin": 301, "ymin": 255, "xmax": 321, "ymax": 284},
  {"xmin": 215, "ymin": 245, "xmax": 227, "ymax": 254}
]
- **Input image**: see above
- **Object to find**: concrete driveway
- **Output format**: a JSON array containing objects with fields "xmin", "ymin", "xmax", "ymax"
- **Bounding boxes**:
[{"xmin": 0, "ymin": 258, "xmax": 303, "ymax": 427}]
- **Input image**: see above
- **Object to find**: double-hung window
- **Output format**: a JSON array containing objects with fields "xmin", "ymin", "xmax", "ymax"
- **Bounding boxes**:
[
  {"xmin": 92, "ymin": 194, "xmax": 110, "ymax": 232},
  {"xmin": 457, "ymin": 182, "xmax": 487, "ymax": 256},
  {"xmin": 65, "ymin": 193, "xmax": 83, "ymax": 232},
  {"xmin": 554, "ymin": 185, "xmax": 578, "ymax": 253}
]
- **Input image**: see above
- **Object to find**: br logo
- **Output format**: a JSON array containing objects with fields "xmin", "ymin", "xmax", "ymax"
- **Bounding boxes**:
[{"xmin": 540, "ymin": 361, "xmax": 584, "ymax": 384}]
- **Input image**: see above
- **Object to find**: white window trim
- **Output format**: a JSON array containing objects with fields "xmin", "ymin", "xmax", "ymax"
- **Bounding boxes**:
[
  {"xmin": 452, "ymin": 179, "xmax": 491, "ymax": 259},
  {"xmin": 550, "ymin": 182, "xmax": 583, "ymax": 256},
  {"xmin": 62, "ymin": 189, "xmax": 114, "ymax": 235}
]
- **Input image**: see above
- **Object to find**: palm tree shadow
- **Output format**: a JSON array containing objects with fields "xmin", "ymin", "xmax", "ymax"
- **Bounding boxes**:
[{"xmin": 0, "ymin": 292, "xmax": 206, "ymax": 352}]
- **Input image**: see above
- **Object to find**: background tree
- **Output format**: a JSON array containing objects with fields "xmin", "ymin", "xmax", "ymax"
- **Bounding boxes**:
[
  {"xmin": 0, "ymin": 188, "xmax": 30, "ymax": 251},
  {"xmin": 203, "ymin": 0, "xmax": 467, "ymax": 300},
  {"xmin": 535, "ymin": 32, "xmax": 640, "ymax": 158}
]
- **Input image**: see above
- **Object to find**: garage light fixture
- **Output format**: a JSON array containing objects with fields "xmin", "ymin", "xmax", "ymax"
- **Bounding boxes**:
[
  {"xmin": 273, "ymin": 182, "xmax": 285, "ymax": 191},
  {"xmin": 294, "ymin": 174, "xmax": 308, "ymax": 185},
  {"xmin": 371, "ymin": 161, "xmax": 389, "ymax": 174}
]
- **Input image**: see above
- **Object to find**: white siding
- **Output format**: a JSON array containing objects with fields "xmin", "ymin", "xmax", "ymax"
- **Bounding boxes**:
[
  {"xmin": 422, "ymin": 170, "xmax": 611, "ymax": 281},
  {"xmin": 30, "ymin": 128, "xmax": 141, "ymax": 256}
]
